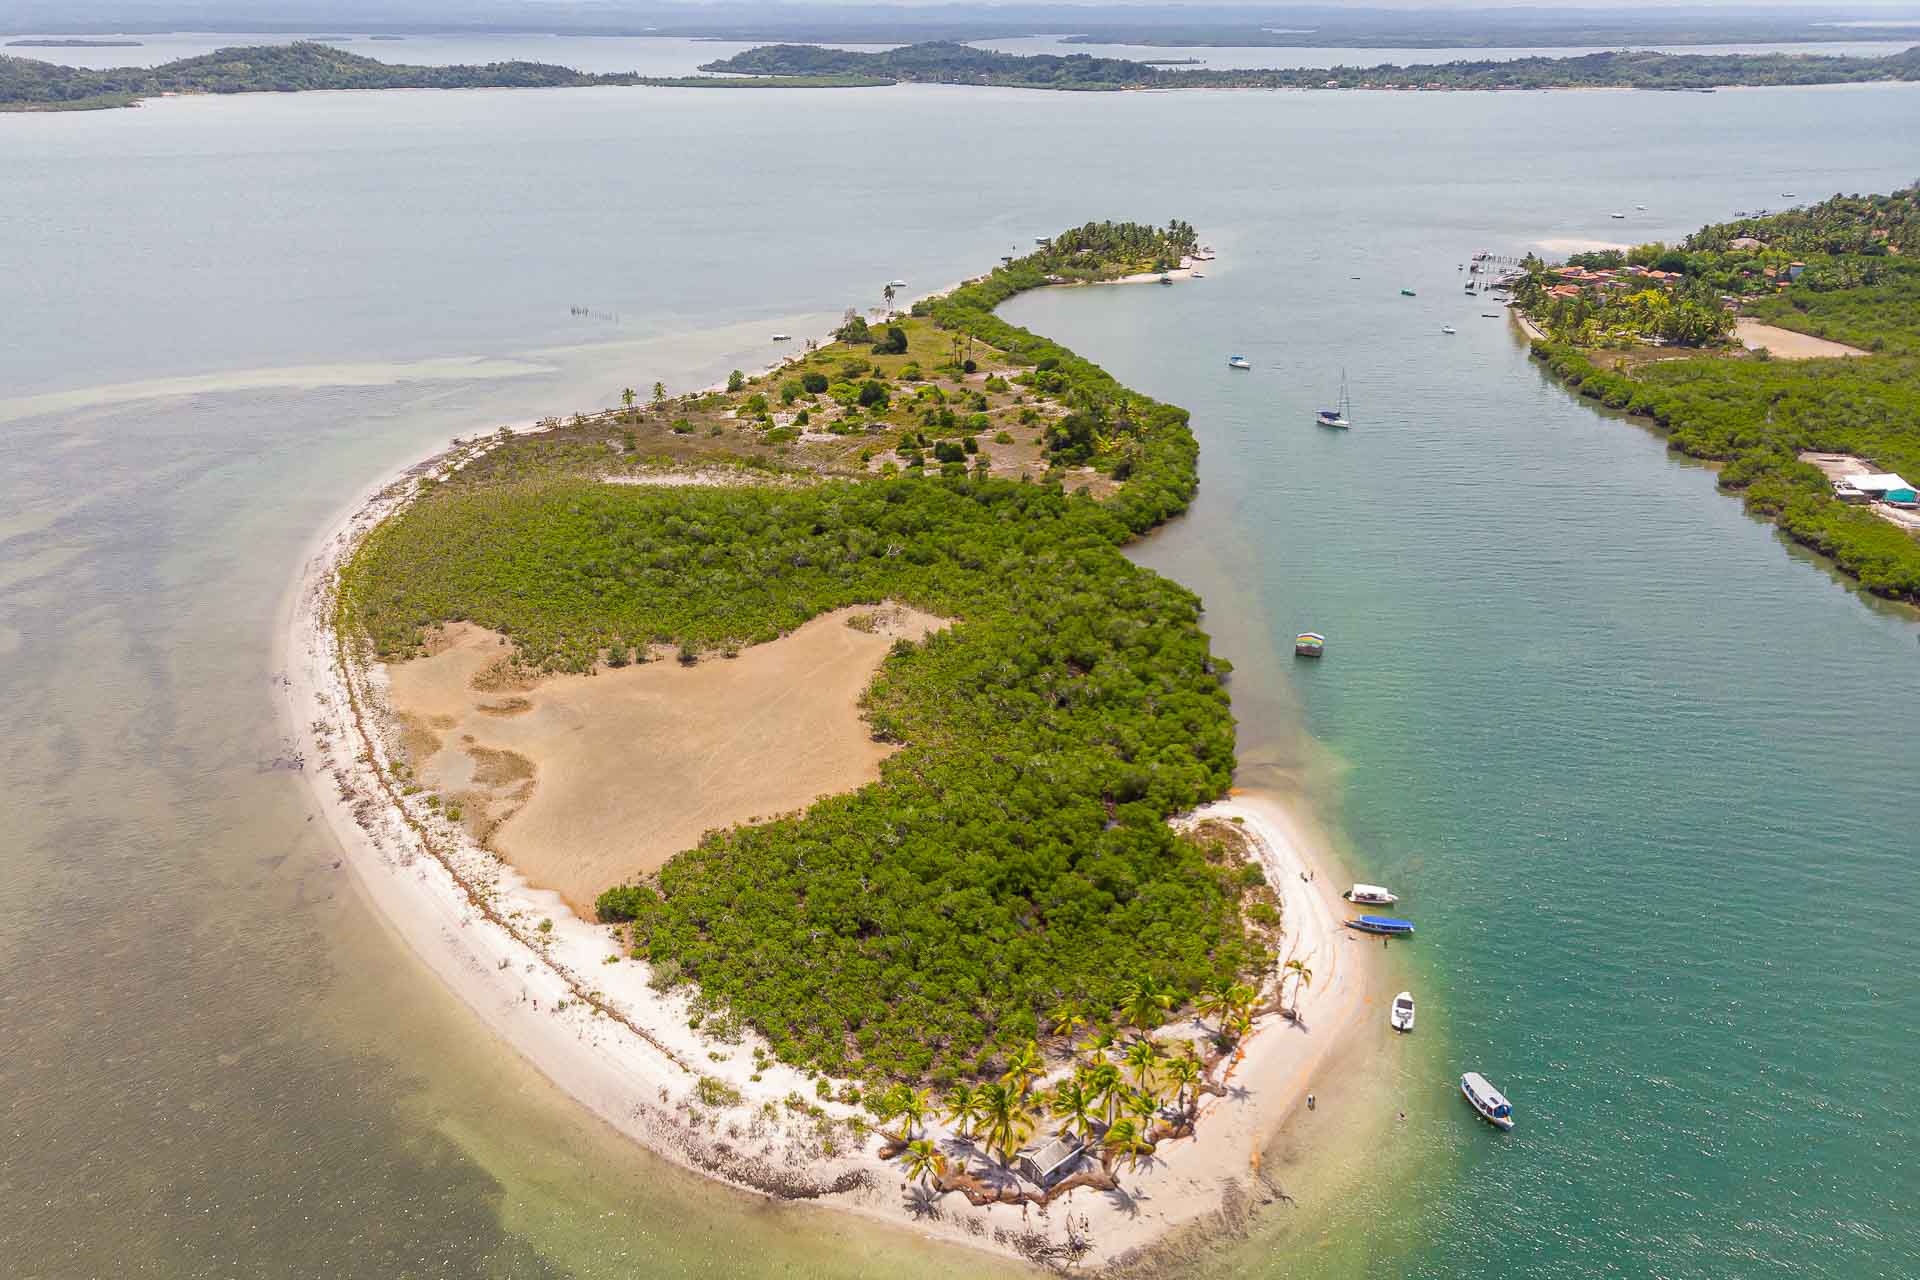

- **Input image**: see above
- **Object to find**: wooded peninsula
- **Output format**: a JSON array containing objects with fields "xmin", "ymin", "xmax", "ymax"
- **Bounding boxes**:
[
  {"xmin": 6, "ymin": 38, "xmax": 1920, "ymax": 110},
  {"xmin": 1516, "ymin": 186, "xmax": 1920, "ymax": 602}
]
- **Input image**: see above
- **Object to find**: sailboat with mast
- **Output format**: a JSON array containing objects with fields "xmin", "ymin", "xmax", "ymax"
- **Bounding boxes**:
[{"xmin": 1316, "ymin": 370, "xmax": 1352, "ymax": 429}]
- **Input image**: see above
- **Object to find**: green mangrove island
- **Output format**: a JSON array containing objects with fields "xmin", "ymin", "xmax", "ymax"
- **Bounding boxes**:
[
  {"xmin": 7, "ymin": 38, "xmax": 1920, "ymax": 110},
  {"xmin": 1515, "ymin": 185, "xmax": 1920, "ymax": 602}
]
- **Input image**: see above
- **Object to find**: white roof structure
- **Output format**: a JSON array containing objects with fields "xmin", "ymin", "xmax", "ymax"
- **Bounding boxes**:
[{"xmin": 1844, "ymin": 473, "xmax": 1913, "ymax": 492}]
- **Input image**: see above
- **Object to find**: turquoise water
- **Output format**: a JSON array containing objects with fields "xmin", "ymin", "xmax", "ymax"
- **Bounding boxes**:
[{"xmin": 3, "ymin": 79, "xmax": 1917, "ymax": 1275}]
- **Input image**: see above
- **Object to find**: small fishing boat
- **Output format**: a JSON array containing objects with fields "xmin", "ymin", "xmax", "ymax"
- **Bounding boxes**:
[
  {"xmin": 1635, "ymin": 203, "xmax": 1647, "ymax": 210},
  {"xmin": 1345, "ymin": 915, "xmax": 1414, "ymax": 937},
  {"xmin": 1390, "ymin": 992, "xmax": 1416, "ymax": 1032},
  {"xmin": 1344, "ymin": 883, "xmax": 1397, "ymax": 905},
  {"xmin": 1781, "ymin": 192, "xmax": 1797, "ymax": 198},
  {"xmin": 1191, "ymin": 271, "xmax": 1206, "ymax": 279},
  {"xmin": 771, "ymin": 333, "xmax": 792, "ymax": 342},
  {"xmin": 1441, "ymin": 325, "xmax": 1457, "ymax": 334},
  {"xmin": 888, "ymin": 279, "xmax": 908, "ymax": 289},
  {"xmin": 1400, "ymin": 288, "xmax": 1417, "ymax": 297},
  {"xmin": 1159, "ymin": 274, "xmax": 1174, "ymax": 286},
  {"xmin": 1294, "ymin": 632, "xmax": 1325, "ymax": 658},
  {"xmin": 1227, "ymin": 354, "xmax": 1251, "ymax": 370},
  {"xmin": 1609, "ymin": 212, "xmax": 1627, "ymax": 219},
  {"xmin": 1481, "ymin": 313, "xmax": 1501, "ymax": 318},
  {"xmin": 1316, "ymin": 370, "xmax": 1352, "ymax": 428},
  {"xmin": 1460, "ymin": 1072, "xmax": 1515, "ymax": 1130}
]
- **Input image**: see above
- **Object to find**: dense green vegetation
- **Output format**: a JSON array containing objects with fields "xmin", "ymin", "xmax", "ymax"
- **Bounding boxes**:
[
  {"xmin": 342, "ymin": 224, "xmax": 1267, "ymax": 1085},
  {"xmin": 0, "ymin": 42, "xmax": 628, "ymax": 109},
  {"xmin": 699, "ymin": 40, "xmax": 1920, "ymax": 91},
  {"xmin": 1525, "ymin": 187, "xmax": 1920, "ymax": 603}
]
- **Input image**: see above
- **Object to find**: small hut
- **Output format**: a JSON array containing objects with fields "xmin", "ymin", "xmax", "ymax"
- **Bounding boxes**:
[{"xmin": 1018, "ymin": 1133, "xmax": 1086, "ymax": 1189}]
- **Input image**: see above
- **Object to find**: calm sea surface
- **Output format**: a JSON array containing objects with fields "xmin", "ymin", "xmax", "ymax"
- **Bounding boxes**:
[{"xmin": 2, "ymin": 78, "xmax": 1917, "ymax": 1278}]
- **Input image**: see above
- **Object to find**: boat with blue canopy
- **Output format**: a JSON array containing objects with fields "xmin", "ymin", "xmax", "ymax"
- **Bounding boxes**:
[
  {"xmin": 1460, "ymin": 1072, "xmax": 1515, "ymax": 1130},
  {"xmin": 1344, "ymin": 915, "xmax": 1414, "ymax": 937}
]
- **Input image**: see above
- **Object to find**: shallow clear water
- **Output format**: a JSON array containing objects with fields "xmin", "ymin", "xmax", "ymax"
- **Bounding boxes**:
[{"xmin": 2, "ymin": 80, "xmax": 1917, "ymax": 1276}]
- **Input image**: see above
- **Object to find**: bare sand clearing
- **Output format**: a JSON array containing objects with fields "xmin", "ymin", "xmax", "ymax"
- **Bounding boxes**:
[
  {"xmin": 1735, "ymin": 319, "xmax": 1868, "ymax": 360},
  {"xmin": 384, "ymin": 605, "xmax": 945, "ymax": 913}
]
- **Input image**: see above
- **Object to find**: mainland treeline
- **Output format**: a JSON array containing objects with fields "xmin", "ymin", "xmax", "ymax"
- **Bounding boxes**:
[
  {"xmin": 342, "ymin": 224, "xmax": 1265, "ymax": 1085},
  {"xmin": 11, "ymin": 39, "xmax": 1920, "ymax": 110},
  {"xmin": 0, "ymin": 42, "xmax": 621, "ymax": 109},
  {"xmin": 1525, "ymin": 185, "xmax": 1920, "ymax": 602},
  {"xmin": 699, "ymin": 40, "xmax": 1920, "ymax": 91}
]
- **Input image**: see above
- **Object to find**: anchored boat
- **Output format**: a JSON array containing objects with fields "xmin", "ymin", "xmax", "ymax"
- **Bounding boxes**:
[
  {"xmin": 1390, "ymin": 992, "xmax": 1416, "ymax": 1032},
  {"xmin": 1294, "ymin": 632, "xmax": 1325, "ymax": 658},
  {"xmin": 1227, "ymin": 354, "xmax": 1251, "ymax": 370},
  {"xmin": 1344, "ymin": 883, "xmax": 1397, "ymax": 905},
  {"xmin": 1344, "ymin": 915, "xmax": 1414, "ymax": 937},
  {"xmin": 1316, "ymin": 369, "xmax": 1352, "ymax": 429},
  {"xmin": 1460, "ymin": 1072, "xmax": 1515, "ymax": 1130},
  {"xmin": 1400, "ymin": 287, "xmax": 1417, "ymax": 296}
]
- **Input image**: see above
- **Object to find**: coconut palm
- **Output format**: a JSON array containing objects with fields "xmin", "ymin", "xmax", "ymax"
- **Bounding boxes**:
[
  {"xmin": 898, "ymin": 1086, "xmax": 933, "ymax": 1140},
  {"xmin": 1125, "ymin": 1089, "xmax": 1160, "ymax": 1130},
  {"xmin": 1118, "ymin": 974, "xmax": 1171, "ymax": 1037},
  {"xmin": 650, "ymin": 381, "xmax": 667, "ymax": 406},
  {"xmin": 1101, "ymin": 1117, "xmax": 1150, "ymax": 1174},
  {"xmin": 976, "ymin": 1082, "xmax": 1034, "ymax": 1167},
  {"xmin": 1195, "ymin": 977, "xmax": 1236, "ymax": 1034},
  {"xmin": 1283, "ymin": 958, "xmax": 1314, "ymax": 1016},
  {"xmin": 1226, "ymin": 1008, "xmax": 1254, "ymax": 1043},
  {"xmin": 1164, "ymin": 1050, "xmax": 1203, "ymax": 1116},
  {"xmin": 882, "ymin": 282, "xmax": 897, "ymax": 317},
  {"xmin": 900, "ymin": 1137, "xmax": 947, "ymax": 1187},
  {"xmin": 1047, "ymin": 998, "xmax": 1087, "ymax": 1041},
  {"xmin": 1076, "ymin": 1022, "xmax": 1117, "ymax": 1059},
  {"xmin": 1121, "ymin": 1037, "xmax": 1164, "ymax": 1093},
  {"xmin": 1001, "ymin": 1039, "xmax": 1045, "ymax": 1097},
  {"xmin": 1083, "ymin": 1061, "xmax": 1125, "ymax": 1126},
  {"xmin": 1049, "ymin": 1077, "xmax": 1098, "ymax": 1141},
  {"xmin": 620, "ymin": 386, "xmax": 636, "ymax": 415},
  {"xmin": 943, "ymin": 1082, "xmax": 983, "ymax": 1139}
]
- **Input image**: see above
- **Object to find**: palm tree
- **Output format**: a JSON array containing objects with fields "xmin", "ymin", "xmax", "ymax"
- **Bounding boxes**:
[
  {"xmin": 1118, "ymin": 975, "xmax": 1172, "ymax": 1037},
  {"xmin": 620, "ymin": 386, "xmax": 636, "ymax": 417},
  {"xmin": 1283, "ymin": 958, "xmax": 1314, "ymax": 1017},
  {"xmin": 1083, "ymin": 1061, "xmax": 1125, "ymax": 1126},
  {"xmin": 900, "ymin": 1137, "xmax": 947, "ymax": 1187},
  {"xmin": 943, "ymin": 1082, "xmax": 982, "ymax": 1139},
  {"xmin": 1001, "ymin": 1039, "xmax": 1045, "ymax": 1097},
  {"xmin": 899, "ymin": 1086, "xmax": 933, "ymax": 1140},
  {"xmin": 1076, "ymin": 1022, "xmax": 1117, "ymax": 1059},
  {"xmin": 1125, "ymin": 1089, "xmax": 1160, "ymax": 1130},
  {"xmin": 1121, "ymin": 1038, "xmax": 1163, "ymax": 1094},
  {"xmin": 651, "ymin": 381, "xmax": 667, "ymax": 406},
  {"xmin": 977, "ymin": 1082, "xmax": 1035, "ymax": 1167},
  {"xmin": 882, "ymin": 282, "xmax": 897, "ymax": 318},
  {"xmin": 1047, "ymin": 998, "xmax": 1086, "ymax": 1041},
  {"xmin": 1164, "ymin": 1050, "xmax": 1202, "ymax": 1117},
  {"xmin": 1101, "ymin": 1117, "xmax": 1149, "ymax": 1174},
  {"xmin": 1194, "ymin": 977, "xmax": 1234, "ymax": 1032},
  {"xmin": 1049, "ymin": 1077, "xmax": 1098, "ymax": 1141}
]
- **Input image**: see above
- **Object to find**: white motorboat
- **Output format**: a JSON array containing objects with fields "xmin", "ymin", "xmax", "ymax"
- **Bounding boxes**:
[
  {"xmin": 1344, "ymin": 883, "xmax": 1398, "ymax": 905},
  {"xmin": 1227, "ymin": 354, "xmax": 1251, "ymax": 370},
  {"xmin": 1461, "ymin": 1072, "xmax": 1515, "ymax": 1131},
  {"xmin": 1390, "ymin": 991, "xmax": 1416, "ymax": 1032},
  {"xmin": 1441, "ymin": 325, "xmax": 1457, "ymax": 334},
  {"xmin": 771, "ymin": 333, "xmax": 792, "ymax": 342}
]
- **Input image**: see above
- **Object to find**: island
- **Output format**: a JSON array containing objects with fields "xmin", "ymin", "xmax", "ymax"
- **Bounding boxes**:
[
  {"xmin": 694, "ymin": 40, "xmax": 1920, "ymax": 91},
  {"xmin": 287, "ymin": 222, "xmax": 1378, "ymax": 1267},
  {"xmin": 1512, "ymin": 185, "xmax": 1920, "ymax": 602},
  {"xmin": 7, "ymin": 38, "xmax": 1920, "ymax": 111}
]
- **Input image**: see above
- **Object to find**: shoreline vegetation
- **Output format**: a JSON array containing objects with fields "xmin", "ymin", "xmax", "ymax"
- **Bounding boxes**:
[
  {"xmin": 6, "ymin": 39, "xmax": 1920, "ymax": 111},
  {"xmin": 293, "ymin": 224, "xmax": 1384, "ymax": 1266},
  {"xmin": 1515, "ymin": 184, "xmax": 1920, "ymax": 603}
]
